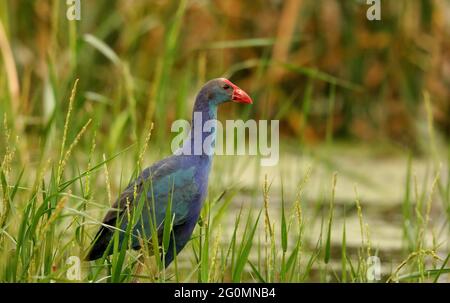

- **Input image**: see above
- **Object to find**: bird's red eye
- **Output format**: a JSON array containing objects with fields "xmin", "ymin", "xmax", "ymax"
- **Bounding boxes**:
[{"xmin": 223, "ymin": 84, "xmax": 230, "ymax": 90}]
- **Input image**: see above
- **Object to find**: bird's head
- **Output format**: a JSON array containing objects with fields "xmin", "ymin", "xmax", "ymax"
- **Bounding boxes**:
[{"xmin": 201, "ymin": 78, "xmax": 253, "ymax": 105}]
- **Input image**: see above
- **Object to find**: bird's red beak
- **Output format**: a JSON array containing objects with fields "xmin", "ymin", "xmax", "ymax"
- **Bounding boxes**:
[{"xmin": 224, "ymin": 79, "xmax": 253, "ymax": 104}]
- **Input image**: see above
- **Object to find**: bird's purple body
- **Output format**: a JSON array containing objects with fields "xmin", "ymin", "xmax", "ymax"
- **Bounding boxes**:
[{"xmin": 86, "ymin": 78, "xmax": 252, "ymax": 266}]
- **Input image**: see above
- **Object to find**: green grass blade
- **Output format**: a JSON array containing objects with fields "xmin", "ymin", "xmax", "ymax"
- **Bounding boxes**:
[{"xmin": 232, "ymin": 210, "xmax": 261, "ymax": 282}]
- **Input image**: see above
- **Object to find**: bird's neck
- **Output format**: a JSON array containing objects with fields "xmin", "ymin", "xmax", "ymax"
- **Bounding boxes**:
[{"xmin": 181, "ymin": 93, "xmax": 218, "ymax": 160}]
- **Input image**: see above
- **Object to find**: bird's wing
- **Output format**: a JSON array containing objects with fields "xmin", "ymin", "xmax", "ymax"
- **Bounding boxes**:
[{"xmin": 101, "ymin": 156, "xmax": 197, "ymax": 228}]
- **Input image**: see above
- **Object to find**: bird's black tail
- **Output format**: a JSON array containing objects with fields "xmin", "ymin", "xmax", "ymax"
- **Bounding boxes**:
[{"xmin": 85, "ymin": 225, "xmax": 114, "ymax": 261}]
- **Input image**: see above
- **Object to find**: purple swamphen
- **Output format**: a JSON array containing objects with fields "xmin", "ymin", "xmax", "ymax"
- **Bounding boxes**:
[{"xmin": 86, "ymin": 78, "xmax": 252, "ymax": 266}]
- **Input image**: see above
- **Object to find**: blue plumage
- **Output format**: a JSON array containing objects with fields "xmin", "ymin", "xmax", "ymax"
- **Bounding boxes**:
[{"xmin": 86, "ymin": 78, "xmax": 252, "ymax": 266}]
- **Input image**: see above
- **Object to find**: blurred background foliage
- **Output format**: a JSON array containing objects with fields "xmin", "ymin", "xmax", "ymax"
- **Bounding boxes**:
[{"xmin": 0, "ymin": 0, "xmax": 449, "ymax": 153}]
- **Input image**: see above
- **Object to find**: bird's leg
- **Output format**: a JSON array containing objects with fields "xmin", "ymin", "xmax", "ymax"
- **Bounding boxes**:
[
  {"xmin": 148, "ymin": 254, "xmax": 160, "ymax": 280},
  {"xmin": 132, "ymin": 249, "xmax": 160, "ymax": 282},
  {"xmin": 132, "ymin": 252, "xmax": 145, "ymax": 283}
]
